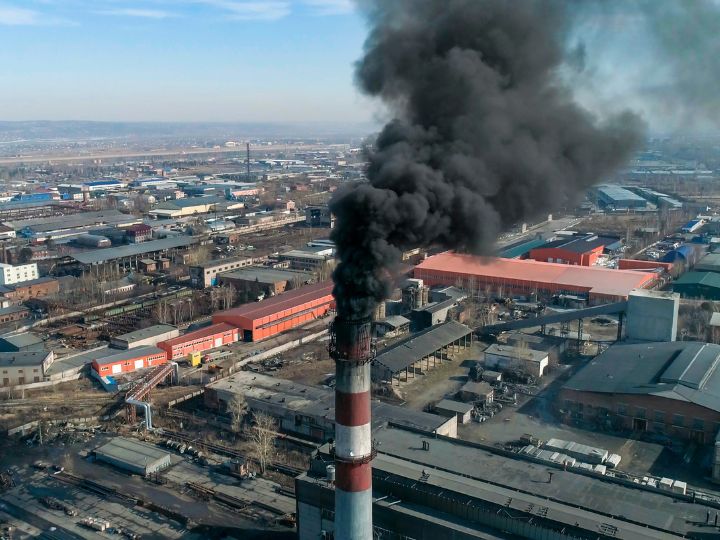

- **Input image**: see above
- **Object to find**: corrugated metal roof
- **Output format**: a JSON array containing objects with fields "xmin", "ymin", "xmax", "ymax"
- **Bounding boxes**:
[
  {"xmin": 375, "ymin": 321, "xmax": 472, "ymax": 373},
  {"xmin": 113, "ymin": 325, "xmax": 177, "ymax": 343},
  {"xmin": 563, "ymin": 341, "xmax": 720, "ymax": 413},
  {"xmin": 215, "ymin": 281, "xmax": 333, "ymax": 322},
  {"xmin": 95, "ymin": 437, "xmax": 170, "ymax": 470},
  {"xmin": 415, "ymin": 253, "xmax": 655, "ymax": 298},
  {"xmin": 674, "ymin": 271, "xmax": 720, "ymax": 288},
  {"xmin": 94, "ymin": 346, "xmax": 165, "ymax": 366},
  {"xmin": 160, "ymin": 322, "xmax": 236, "ymax": 348},
  {"xmin": 71, "ymin": 236, "xmax": 198, "ymax": 265}
]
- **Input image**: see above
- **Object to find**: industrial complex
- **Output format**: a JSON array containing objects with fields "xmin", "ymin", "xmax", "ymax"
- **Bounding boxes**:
[{"xmin": 2, "ymin": 122, "xmax": 720, "ymax": 540}]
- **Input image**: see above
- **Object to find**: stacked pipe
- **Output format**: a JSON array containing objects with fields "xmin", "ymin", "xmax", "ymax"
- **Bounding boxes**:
[{"xmin": 329, "ymin": 316, "xmax": 375, "ymax": 540}]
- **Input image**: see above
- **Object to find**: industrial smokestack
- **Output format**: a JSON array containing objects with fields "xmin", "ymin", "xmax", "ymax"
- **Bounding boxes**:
[
  {"xmin": 330, "ymin": 1, "xmax": 645, "ymax": 537},
  {"xmin": 329, "ymin": 316, "xmax": 375, "ymax": 540}
]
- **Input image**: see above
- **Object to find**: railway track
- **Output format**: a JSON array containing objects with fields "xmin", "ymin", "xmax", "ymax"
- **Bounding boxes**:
[{"xmin": 161, "ymin": 429, "xmax": 304, "ymax": 477}]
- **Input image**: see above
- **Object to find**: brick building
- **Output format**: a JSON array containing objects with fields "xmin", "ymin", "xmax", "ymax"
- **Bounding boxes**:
[
  {"xmin": 559, "ymin": 341, "xmax": 720, "ymax": 444},
  {"xmin": 0, "ymin": 276, "xmax": 59, "ymax": 301},
  {"xmin": 125, "ymin": 223, "xmax": 153, "ymax": 243}
]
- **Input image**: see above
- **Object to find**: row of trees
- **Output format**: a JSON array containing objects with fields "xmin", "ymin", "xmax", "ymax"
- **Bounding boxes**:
[{"xmin": 227, "ymin": 394, "xmax": 277, "ymax": 475}]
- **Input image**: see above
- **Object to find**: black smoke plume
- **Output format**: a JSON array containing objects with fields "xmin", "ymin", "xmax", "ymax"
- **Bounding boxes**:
[{"xmin": 330, "ymin": 0, "xmax": 643, "ymax": 319}]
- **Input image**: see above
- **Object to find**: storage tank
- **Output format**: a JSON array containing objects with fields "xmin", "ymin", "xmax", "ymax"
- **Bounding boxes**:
[
  {"xmin": 421, "ymin": 286, "xmax": 430, "ymax": 307},
  {"xmin": 326, "ymin": 464, "xmax": 335, "ymax": 482},
  {"xmin": 75, "ymin": 234, "xmax": 111, "ymax": 248},
  {"xmin": 373, "ymin": 302, "xmax": 386, "ymax": 321}
]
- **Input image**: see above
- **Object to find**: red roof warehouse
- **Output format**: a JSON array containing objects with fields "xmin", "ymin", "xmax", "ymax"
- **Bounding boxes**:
[
  {"xmin": 527, "ymin": 234, "xmax": 617, "ymax": 266},
  {"xmin": 213, "ymin": 281, "xmax": 334, "ymax": 342},
  {"xmin": 414, "ymin": 253, "xmax": 657, "ymax": 304},
  {"xmin": 92, "ymin": 346, "xmax": 167, "ymax": 377},
  {"xmin": 157, "ymin": 322, "xmax": 238, "ymax": 360}
]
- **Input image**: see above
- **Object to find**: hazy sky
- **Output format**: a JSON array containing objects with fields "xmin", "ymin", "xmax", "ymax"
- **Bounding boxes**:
[{"xmin": 0, "ymin": 0, "xmax": 377, "ymax": 123}]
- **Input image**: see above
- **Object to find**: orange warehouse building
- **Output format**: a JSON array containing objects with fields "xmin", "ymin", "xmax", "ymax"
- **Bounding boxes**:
[
  {"xmin": 414, "ymin": 253, "xmax": 657, "ymax": 304},
  {"xmin": 157, "ymin": 323, "xmax": 239, "ymax": 360},
  {"xmin": 526, "ymin": 234, "xmax": 618, "ymax": 266},
  {"xmin": 213, "ymin": 281, "xmax": 334, "ymax": 342},
  {"xmin": 92, "ymin": 346, "xmax": 168, "ymax": 377}
]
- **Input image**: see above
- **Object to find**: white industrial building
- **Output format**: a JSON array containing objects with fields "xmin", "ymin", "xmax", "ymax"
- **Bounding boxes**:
[{"xmin": 0, "ymin": 262, "xmax": 38, "ymax": 285}]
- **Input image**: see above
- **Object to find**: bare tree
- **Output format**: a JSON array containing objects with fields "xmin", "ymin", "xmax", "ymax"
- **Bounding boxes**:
[
  {"xmin": 249, "ymin": 411, "xmax": 277, "ymax": 475},
  {"xmin": 227, "ymin": 394, "xmax": 248, "ymax": 432}
]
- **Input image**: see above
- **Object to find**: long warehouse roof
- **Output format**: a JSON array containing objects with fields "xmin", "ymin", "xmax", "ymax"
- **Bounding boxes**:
[
  {"xmin": 415, "ymin": 253, "xmax": 656, "ymax": 298},
  {"xmin": 216, "ymin": 281, "xmax": 334, "ymax": 321},
  {"xmin": 71, "ymin": 236, "xmax": 199, "ymax": 265},
  {"xmin": 375, "ymin": 320, "xmax": 472, "ymax": 373}
]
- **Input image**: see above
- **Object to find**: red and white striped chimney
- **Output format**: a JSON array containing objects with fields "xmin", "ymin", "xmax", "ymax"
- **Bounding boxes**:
[{"xmin": 330, "ymin": 317, "xmax": 374, "ymax": 540}]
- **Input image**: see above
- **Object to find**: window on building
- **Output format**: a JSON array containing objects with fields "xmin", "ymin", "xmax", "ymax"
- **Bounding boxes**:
[
  {"xmin": 654, "ymin": 410, "xmax": 665, "ymax": 423},
  {"xmin": 673, "ymin": 414, "xmax": 684, "ymax": 427},
  {"xmin": 617, "ymin": 404, "xmax": 628, "ymax": 416},
  {"xmin": 635, "ymin": 407, "xmax": 646, "ymax": 419},
  {"xmin": 693, "ymin": 418, "xmax": 704, "ymax": 431}
]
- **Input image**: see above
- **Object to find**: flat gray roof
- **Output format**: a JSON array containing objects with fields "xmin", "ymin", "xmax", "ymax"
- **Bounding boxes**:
[
  {"xmin": 375, "ymin": 321, "xmax": 472, "ymax": 374},
  {"xmin": 0, "ymin": 332, "xmax": 43, "ymax": 347},
  {"xmin": 563, "ymin": 341, "xmax": 720, "ymax": 413},
  {"xmin": 0, "ymin": 350, "xmax": 50, "ymax": 367},
  {"xmin": 218, "ymin": 266, "xmax": 313, "ymax": 284},
  {"xmin": 113, "ymin": 325, "xmax": 177, "ymax": 343},
  {"xmin": 208, "ymin": 371, "xmax": 452, "ymax": 433},
  {"xmin": 71, "ymin": 236, "xmax": 198, "ymax": 265},
  {"xmin": 4, "ymin": 209, "xmax": 133, "ymax": 231},
  {"xmin": 370, "ymin": 426, "xmax": 705, "ymax": 538},
  {"xmin": 435, "ymin": 399, "xmax": 474, "ymax": 413},
  {"xmin": 95, "ymin": 437, "xmax": 170, "ymax": 470},
  {"xmin": 485, "ymin": 343, "xmax": 548, "ymax": 363}
]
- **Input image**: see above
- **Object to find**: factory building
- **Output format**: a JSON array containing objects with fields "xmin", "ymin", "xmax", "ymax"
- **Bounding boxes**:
[
  {"xmin": 296, "ymin": 424, "xmax": 703, "ymax": 540},
  {"xmin": 0, "ymin": 276, "xmax": 59, "ymax": 301},
  {"xmin": 94, "ymin": 437, "xmax": 171, "ymax": 476},
  {"xmin": 305, "ymin": 205, "xmax": 334, "ymax": 228},
  {"xmin": 68, "ymin": 236, "xmax": 199, "ymax": 273},
  {"xmin": 91, "ymin": 346, "xmax": 167, "ymax": 377},
  {"xmin": 216, "ymin": 267, "xmax": 314, "ymax": 298},
  {"xmin": 277, "ymin": 248, "xmax": 334, "ymax": 272},
  {"xmin": 527, "ymin": 233, "xmax": 619, "ymax": 266},
  {"xmin": 484, "ymin": 343, "xmax": 549, "ymax": 378},
  {"xmin": 148, "ymin": 196, "xmax": 226, "ymax": 218},
  {"xmin": 593, "ymin": 184, "xmax": 648, "ymax": 210},
  {"xmin": 205, "ymin": 372, "xmax": 457, "ymax": 441},
  {"xmin": 109, "ymin": 324, "xmax": 179, "ymax": 350},
  {"xmin": 189, "ymin": 255, "xmax": 256, "ymax": 288},
  {"xmin": 0, "ymin": 333, "xmax": 44, "ymax": 352},
  {"xmin": 414, "ymin": 253, "xmax": 657, "ymax": 305},
  {"xmin": 0, "ymin": 305, "xmax": 31, "ymax": 324},
  {"xmin": 673, "ymin": 272, "xmax": 720, "ymax": 300},
  {"xmin": 372, "ymin": 321, "xmax": 472, "ymax": 384},
  {"xmin": 0, "ymin": 262, "xmax": 38, "ymax": 285},
  {"xmin": 560, "ymin": 341, "xmax": 720, "ymax": 444},
  {"xmin": 0, "ymin": 350, "xmax": 54, "ymax": 386},
  {"xmin": 213, "ymin": 281, "xmax": 334, "ymax": 342},
  {"xmin": 157, "ymin": 322, "xmax": 238, "ymax": 360},
  {"xmin": 125, "ymin": 223, "xmax": 153, "ymax": 243}
]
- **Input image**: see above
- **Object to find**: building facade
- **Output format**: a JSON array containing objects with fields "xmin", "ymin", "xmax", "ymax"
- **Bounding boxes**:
[
  {"xmin": 157, "ymin": 322, "xmax": 238, "ymax": 360},
  {"xmin": 0, "ymin": 262, "xmax": 38, "ymax": 285},
  {"xmin": 0, "ymin": 350, "xmax": 54, "ymax": 386}
]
